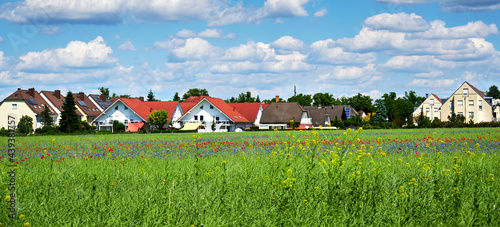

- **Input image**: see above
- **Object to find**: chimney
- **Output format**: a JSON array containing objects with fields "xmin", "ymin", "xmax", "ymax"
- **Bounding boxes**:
[
  {"xmin": 426, "ymin": 93, "xmax": 429, "ymax": 98},
  {"xmin": 99, "ymin": 93, "xmax": 106, "ymax": 101},
  {"xmin": 139, "ymin": 97, "xmax": 144, "ymax": 102},
  {"xmin": 275, "ymin": 95, "xmax": 279, "ymax": 103},
  {"xmin": 55, "ymin": 90, "xmax": 61, "ymax": 99},
  {"xmin": 78, "ymin": 92, "xmax": 85, "ymax": 101},
  {"xmin": 17, "ymin": 88, "xmax": 21, "ymax": 91},
  {"xmin": 318, "ymin": 104, "xmax": 322, "ymax": 109},
  {"xmin": 28, "ymin": 88, "xmax": 35, "ymax": 98}
]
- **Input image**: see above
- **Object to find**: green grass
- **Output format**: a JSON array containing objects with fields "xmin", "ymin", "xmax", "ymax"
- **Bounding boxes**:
[{"xmin": 1, "ymin": 128, "xmax": 500, "ymax": 226}]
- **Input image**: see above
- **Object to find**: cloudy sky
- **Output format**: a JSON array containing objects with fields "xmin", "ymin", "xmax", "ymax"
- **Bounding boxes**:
[{"xmin": 0, "ymin": 0, "xmax": 499, "ymax": 101}]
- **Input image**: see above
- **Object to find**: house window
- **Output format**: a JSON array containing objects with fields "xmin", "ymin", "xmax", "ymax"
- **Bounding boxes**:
[
  {"xmin": 463, "ymin": 88, "xmax": 469, "ymax": 97},
  {"xmin": 200, "ymin": 105, "xmax": 204, "ymax": 109},
  {"xmin": 216, "ymin": 116, "xmax": 220, "ymax": 121},
  {"xmin": 469, "ymin": 100, "xmax": 474, "ymax": 106},
  {"xmin": 434, "ymin": 108, "xmax": 438, "ymax": 112},
  {"xmin": 426, "ymin": 108, "xmax": 430, "ymax": 112},
  {"xmin": 458, "ymin": 112, "xmax": 463, "ymax": 116},
  {"xmin": 457, "ymin": 100, "xmax": 463, "ymax": 106},
  {"xmin": 194, "ymin": 115, "xmax": 198, "ymax": 121},
  {"xmin": 210, "ymin": 105, "xmax": 214, "ymax": 109},
  {"xmin": 124, "ymin": 120, "xmax": 128, "ymax": 124},
  {"xmin": 115, "ymin": 106, "xmax": 118, "ymax": 110},
  {"xmin": 469, "ymin": 112, "xmax": 474, "ymax": 119},
  {"xmin": 430, "ymin": 99, "xmax": 434, "ymax": 105},
  {"xmin": 125, "ymin": 106, "xmax": 128, "ymax": 110},
  {"xmin": 12, "ymin": 104, "xmax": 17, "ymax": 110},
  {"xmin": 200, "ymin": 115, "xmax": 204, "ymax": 121},
  {"xmin": 99, "ymin": 121, "xmax": 104, "ymax": 125},
  {"xmin": 479, "ymin": 100, "xmax": 483, "ymax": 110}
]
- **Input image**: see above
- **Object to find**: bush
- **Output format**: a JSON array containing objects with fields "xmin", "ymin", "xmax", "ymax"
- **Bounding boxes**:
[
  {"xmin": 0, "ymin": 127, "xmax": 8, "ymax": 137},
  {"xmin": 18, "ymin": 115, "xmax": 34, "ymax": 136},
  {"xmin": 113, "ymin": 121, "xmax": 126, "ymax": 133},
  {"xmin": 36, "ymin": 126, "xmax": 62, "ymax": 135}
]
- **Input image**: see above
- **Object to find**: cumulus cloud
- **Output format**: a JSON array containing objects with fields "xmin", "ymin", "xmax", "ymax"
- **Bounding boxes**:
[
  {"xmin": 382, "ymin": 55, "xmax": 457, "ymax": 71},
  {"xmin": 317, "ymin": 64, "xmax": 377, "ymax": 81},
  {"xmin": 309, "ymin": 39, "xmax": 376, "ymax": 64},
  {"xmin": 314, "ymin": 7, "xmax": 327, "ymax": 17},
  {"xmin": 118, "ymin": 39, "xmax": 137, "ymax": 51},
  {"xmin": 170, "ymin": 38, "xmax": 222, "ymax": 61},
  {"xmin": 365, "ymin": 13, "xmax": 430, "ymax": 32},
  {"xmin": 270, "ymin": 36, "xmax": 306, "ymax": 52},
  {"xmin": 409, "ymin": 78, "xmax": 456, "ymax": 88},
  {"xmin": 408, "ymin": 20, "xmax": 498, "ymax": 39},
  {"xmin": 415, "ymin": 71, "xmax": 444, "ymax": 78},
  {"xmin": 376, "ymin": 0, "xmax": 500, "ymax": 12},
  {"xmin": 17, "ymin": 36, "xmax": 117, "ymax": 71},
  {"xmin": 0, "ymin": 51, "xmax": 5, "ymax": 68}
]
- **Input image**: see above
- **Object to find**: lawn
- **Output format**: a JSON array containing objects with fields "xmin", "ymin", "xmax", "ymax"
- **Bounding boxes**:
[{"xmin": 1, "ymin": 128, "xmax": 500, "ymax": 226}]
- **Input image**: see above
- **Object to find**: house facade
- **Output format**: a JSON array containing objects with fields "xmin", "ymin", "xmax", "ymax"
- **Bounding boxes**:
[
  {"xmin": 176, "ymin": 96, "xmax": 251, "ymax": 132},
  {"xmin": 0, "ymin": 88, "xmax": 57, "ymax": 129},
  {"xmin": 229, "ymin": 102, "xmax": 265, "ymax": 128},
  {"xmin": 440, "ymin": 82, "xmax": 493, "ymax": 123},
  {"xmin": 259, "ymin": 102, "xmax": 312, "ymax": 129},
  {"xmin": 412, "ymin": 94, "xmax": 442, "ymax": 121}
]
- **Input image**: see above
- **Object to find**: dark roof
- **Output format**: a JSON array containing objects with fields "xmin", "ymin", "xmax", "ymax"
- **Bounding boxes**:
[
  {"xmin": 303, "ymin": 106, "xmax": 328, "ymax": 126},
  {"xmin": 260, "ymin": 102, "xmax": 306, "ymax": 124},
  {"xmin": 41, "ymin": 90, "xmax": 83, "ymax": 116},
  {"xmin": 5, "ymin": 88, "xmax": 56, "ymax": 115},
  {"xmin": 89, "ymin": 94, "xmax": 113, "ymax": 110},
  {"xmin": 74, "ymin": 92, "xmax": 102, "ymax": 117}
]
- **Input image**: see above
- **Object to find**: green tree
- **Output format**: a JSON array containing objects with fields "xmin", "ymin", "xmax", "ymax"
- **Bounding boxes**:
[
  {"xmin": 256, "ymin": 95, "xmax": 260, "ymax": 103},
  {"xmin": 98, "ymin": 87, "xmax": 110, "ymax": 99},
  {"xmin": 349, "ymin": 93, "xmax": 375, "ymax": 113},
  {"xmin": 17, "ymin": 115, "xmax": 34, "ymax": 136},
  {"xmin": 59, "ymin": 91, "xmax": 81, "ymax": 133},
  {"xmin": 40, "ymin": 104, "xmax": 54, "ymax": 127},
  {"xmin": 312, "ymin": 93, "xmax": 336, "ymax": 106},
  {"xmin": 112, "ymin": 120, "xmax": 126, "ymax": 133},
  {"xmin": 182, "ymin": 88, "xmax": 209, "ymax": 100},
  {"xmin": 211, "ymin": 120, "xmax": 216, "ymax": 131},
  {"xmin": 148, "ymin": 110, "xmax": 169, "ymax": 130},
  {"xmin": 486, "ymin": 85, "xmax": 500, "ymax": 99},
  {"xmin": 147, "ymin": 89, "xmax": 159, "ymax": 101},
  {"xmin": 228, "ymin": 91, "xmax": 258, "ymax": 103},
  {"xmin": 173, "ymin": 92, "xmax": 180, "ymax": 101},
  {"xmin": 373, "ymin": 100, "xmax": 388, "ymax": 123},
  {"xmin": 287, "ymin": 93, "xmax": 313, "ymax": 106}
]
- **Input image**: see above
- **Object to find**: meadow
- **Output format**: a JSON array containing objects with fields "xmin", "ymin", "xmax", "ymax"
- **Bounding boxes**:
[{"xmin": 1, "ymin": 128, "xmax": 500, "ymax": 226}]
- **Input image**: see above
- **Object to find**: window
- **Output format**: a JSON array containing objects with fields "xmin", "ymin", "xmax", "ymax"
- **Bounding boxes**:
[
  {"xmin": 458, "ymin": 112, "xmax": 463, "ymax": 116},
  {"xmin": 200, "ymin": 115, "xmax": 204, "ymax": 121},
  {"xmin": 194, "ymin": 115, "xmax": 198, "ymax": 121},
  {"xmin": 215, "ymin": 116, "xmax": 220, "ymax": 121},
  {"xmin": 430, "ymin": 99, "xmax": 434, "ymax": 105},
  {"xmin": 210, "ymin": 105, "xmax": 214, "ymax": 109},
  {"xmin": 12, "ymin": 104, "xmax": 17, "ymax": 110},
  {"xmin": 200, "ymin": 105, "xmax": 204, "ymax": 109},
  {"xmin": 124, "ymin": 120, "xmax": 128, "ymax": 124},
  {"xmin": 115, "ymin": 106, "xmax": 118, "ymax": 110},
  {"xmin": 99, "ymin": 121, "xmax": 104, "ymax": 125},
  {"xmin": 426, "ymin": 108, "xmax": 430, "ymax": 112},
  {"xmin": 458, "ymin": 100, "xmax": 463, "ymax": 106},
  {"xmin": 469, "ymin": 100, "xmax": 474, "ymax": 106},
  {"xmin": 463, "ymin": 88, "xmax": 469, "ymax": 97},
  {"xmin": 125, "ymin": 106, "xmax": 128, "ymax": 110},
  {"xmin": 434, "ymin": 108, "xmax": 438, "ymax": 112},
  {"xmin": 479, "ymin": 100, "xmax": 483, "ymax": 110},
  {"xmin": 469, "ymin": 112, "xmax": 474, "ymax": 119}
]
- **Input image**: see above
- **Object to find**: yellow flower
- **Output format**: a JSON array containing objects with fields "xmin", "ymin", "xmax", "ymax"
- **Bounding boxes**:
[
  {"xmin": 19, "ymin": 214, "xmax": 25, "ymax": 219},
  {"xmin": 5, "ymin": 195, "xmax": 10, "ymax": 201},
  {"xmin": 24, "ymin": 223, "xmax": 29, "ymax": 227}
]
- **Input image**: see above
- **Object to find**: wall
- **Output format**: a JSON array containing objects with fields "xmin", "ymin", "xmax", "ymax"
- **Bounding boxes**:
[
  {"xmin": 413, "ymin": 95, "xmax": 442, "ymax": 121},
  {"xmin": 441, "ymin": 83, "xmax": 493, "ymax": 123},
  {"xmin": 94, "ymin": 101, "xmax": 142, "ymax": 130},
  {"xmin": 0, "ymin": 100, "xmax": 37, "ymax": 130}
]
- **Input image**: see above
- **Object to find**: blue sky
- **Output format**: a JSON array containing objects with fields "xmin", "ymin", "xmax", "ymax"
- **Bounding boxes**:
[{"xmin": 0, "ymin": 0, "xmax": 499, "ymax": 102}]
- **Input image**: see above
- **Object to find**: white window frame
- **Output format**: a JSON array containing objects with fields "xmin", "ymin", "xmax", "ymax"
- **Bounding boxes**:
[
  {"xmin": 469, "ymin": 112, "xmax": 474, "ymax": 119},
  {"xmin": 434, "ymin": 108, "xmax": 438, "ymax": 112},
  {"xmin": 457, "ymin": 100, "xmax": 463, "ymax": 106},
  {"xmin": 12, "ymin": 104, "xmax": 17, "ymax": 110},
  {"xmin": 469, "ymin": 100, "xmax": 474, "ymax": 106},
  {"xmin": 479, "ymin": 100, "xmax": 483, "ymax": 110},
  {"xmin": 463, "ymin": 88, "xmax": 469, "ymax": 97},
  {"xmin": 426, "ymin": 108, "xmax": 430, "ymax": 112},
  {"xmin": 430, "ymin": 99, "xmax": 434, "ymax": 105}
]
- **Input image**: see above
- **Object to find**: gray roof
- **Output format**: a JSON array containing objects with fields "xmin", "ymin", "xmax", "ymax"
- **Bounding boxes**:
[{"xmin": 260, "ymin": 102, "xmax": 306, "ymax": 124}]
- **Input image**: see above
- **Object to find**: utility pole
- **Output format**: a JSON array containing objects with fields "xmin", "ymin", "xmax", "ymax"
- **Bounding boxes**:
[{"xmin": 294, "ymin": 83, "xmax": 297, "ymax": 97}]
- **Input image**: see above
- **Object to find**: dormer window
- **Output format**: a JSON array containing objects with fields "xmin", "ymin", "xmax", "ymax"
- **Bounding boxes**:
[
  {"xmin": 115, "ymin": 106, "xmax": 118, "ymax": 110},
  {"xmin": 430, "ymin": 99, "xmax": 434, "ymax": 105},
  {"xmin": 463, "ymin": 88, "xmax": 469, "ymax": 97},
  {"xmin": 210, "ymin": 105, "xmax": 214, "ymax": 109},
  {"xmin": 200, "ymin": 105, "xmax": 204, "ymax": 109}
]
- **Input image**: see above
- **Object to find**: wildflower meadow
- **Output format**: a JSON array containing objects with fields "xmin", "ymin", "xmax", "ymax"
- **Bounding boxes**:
[{"xmin": 1, "ymin": 128, "xmax": 499, "ymax": 226}]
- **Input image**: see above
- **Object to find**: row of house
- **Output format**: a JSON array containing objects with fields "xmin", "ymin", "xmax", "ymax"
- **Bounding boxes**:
[
  {"xmin": 0, "ymin": 88, "xmax": 358, "ymax": 132},
  {"xmin": 412, "ymin": 82, "xmax": 499, "ymax": 123}
]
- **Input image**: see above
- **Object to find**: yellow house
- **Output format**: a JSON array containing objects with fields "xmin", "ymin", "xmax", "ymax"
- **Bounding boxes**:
[
  {"xmin": 0, "ymin": 88, "xmax": 57, "ymax": 130},
  {"xmin": 440, "ymin": 82, "xmax": 493, "ymax": 123},
  {"xmin": 412, "ymin": 94, "xmax": 442, "ymax": 121}
]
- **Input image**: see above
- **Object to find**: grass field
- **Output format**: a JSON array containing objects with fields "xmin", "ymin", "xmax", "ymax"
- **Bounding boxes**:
[{"xmin": 1, "ymin": 128, "xmax": 500, "ymax": 226}]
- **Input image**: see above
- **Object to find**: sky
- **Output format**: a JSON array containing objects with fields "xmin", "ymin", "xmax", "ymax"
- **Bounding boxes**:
[{"xmin": 0, "ymin": 0, "xmax": 499, "ymax": 102}]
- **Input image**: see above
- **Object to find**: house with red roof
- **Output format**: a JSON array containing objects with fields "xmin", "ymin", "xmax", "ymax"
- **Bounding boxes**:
[
  {"xmin": 0, "ymin": 88, "xmax": 57, "ymax": 129},
  {"xmin": 412, "ymin": 93, "xmax": 443, "ymax": 121},
  {"xmin": 91, "ymin": 98, "xmax": 182, "ymax": 131},
  {"xmin": 439, "ymin": 82, "xmax": 493, "ymax": 123},
  {"xmin": 228, "ymin": 102, "xmax": 265, "ymax": 127},
  {"xmin": 40, "ymin": 90, "xmax": 101, "ymax": 124},
  {"xmin": 175, "ymin": 96, "xmax": 251, "ymax": 132}
]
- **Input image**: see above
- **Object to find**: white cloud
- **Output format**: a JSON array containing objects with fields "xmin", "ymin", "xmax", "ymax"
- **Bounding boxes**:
[
  {"xmin": 17, "ymin": 36, "xmax": 117, "ymax": 71},
  {"xmin": 39, "ymin": 26, "xmax": 60, "ymax": 35},
  {"xmin": 309, "ymin": 39, "xmax": 376, "ymax": 64},
  {"xmin": 118, "ymin": 39, "xmax": 137, "ymax": 51},
  {"xmin": 365, "ymin": 13, "xmax": 430, "ymax": 32},
  {"xmin": 0, "ymin": 51, "xmax": 5, "ymax": 68},
  {"xmin": 175, "ymin": 29, "xmax": 197, "ymax": 38},
  {"xmin": 317, "ymin": 64, "xmax": 377, "ymax": 81},
  {"xmin": 171, "ymin": 38, "xmax": 222, "ymax": 60},
  {"xmin": 409, "ymin": 78, "xmax": 456, "ymax": 88},
  {"xmin": 270, "ymin": 36, "xmax": 306, "ymax": 51},
  {"xmin": 275, "ymin": 18, "xmax": 284, "ymax": 24},
  {"xmin": 375, "ymin": 0, "xmax": 500, "ymax": 12},
  {"xmin": 382, "ymin": 55, "xmax": 457, "ymax": 71},
  {"xmin": 461, "ymin": 71, "xmax": 484, "ymax": 81},
  {"xmin": 416, "ymin": 71, "xmax": 444, "ymax": 78},
  {"xmin": 257, "ymin": 0, "xmax": 309, "ymax": 18},
  {"xmin": 314, "ymin": 7, "xmax": 327, "ymax": 17},
  {"xmin": 221, "ymin": 41, "xmax": 274, "ymax": 62},
  {"xmin": 408, "ymin": 20, "xmax": 498, "ymax": 39},
  {"xmin": 198, "ymin": 29, "xmax": 236, "ymax": 39}
]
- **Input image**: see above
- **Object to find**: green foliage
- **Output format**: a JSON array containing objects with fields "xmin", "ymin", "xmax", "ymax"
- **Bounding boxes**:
[
  {"xmin": 36, "ymin": 125, "xmax": 62, "ymax": 135},
  {"xmin": 148, "ymin": 109, "xmax": 169, "ymax": 130},
  {"xmin": 289, "ymin": 119, "xmax": 296, "ymax": 130},
  {"xmin": 312, "ymin": 92, "xmax": 335, "ymax": 106},
  {"xmin": 182, "ymin": 88, "xmax": 209, "ymax": 100},
  {"xmin": 59, "ymin": 91, "xmax": 81, "ymax": 133},
  {"xmin": 287, "ymin": 93, "xmax": 313, "ymax": 106},
  {"xmin": 173, "ymin": 92, "xmax": 181, "ymax": 101},
  {"xmin": 17, "ymin": 115, "xmax": 34, "ymax": 136},
  {"xmin": 112, "ymin": 120, "xmax": 126, "ymax": 133},
  {"xmin": 0, "ymin": 127, "xmax": 8, "ymax": 137},
  {"xmin": 373, "ymin": 100, "xmax": 388, "ymax": 123},
  {"xmin": 349, "ymin": 93, "xmax": 375, "ymax": 113},
  {"xmin": 211, "ymin": 120, "xmax": 216, "ymax": 131},
  {"xmin": 98, "ymin": 87, "xmax": 110, "ymax": 99},
  {"xmin": 486, "ymin": 85, "xmax": 500, "ymax": 99},
  {"xmin": 331, "ymin": 116, "xmax": 344, "ymax": 129},
  {"xmin": 40, "ymin": 104, "xmax": 54, "ymax": 127},
  {"xmin": 227, "ymin": 91, "xmax": 258, "ymax": 103},
  {"xmin": 147, "ymin": 89, "xmax": 159, "ymax": 101}
]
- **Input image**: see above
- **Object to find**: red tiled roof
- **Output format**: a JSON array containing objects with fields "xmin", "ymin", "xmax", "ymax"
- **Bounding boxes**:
[
  {"xmin": 119, "ymin": 98, "xmax": 179, "ymax": 122},
  {"xmin": 41, "ymin": 90, "xmax": 83, "ymax": 116},
  {"xmin": 179, "ymin": 96, "xmax": 250, "ymax": 122},
  {"xmin": 466, "ymin": 82, "xmax": 486, "ymax": 97},
  {"xmin": 126, "ymin": 122, "xmax": 145, "ymax": 132},
  {"xmin": 74, "ymin": 92, "xmax": 102, "ymax": 117},
  {"xmin": 262, "ymin": 104, "xmax": 270, "ymax": 109},
  {"xmin": 229, "ymin": 103, "xmax": 261, "ymax": 122},
  {"xmin": 432, "ymin": 94, "xmax": 442, "ymax": 103},
  {"xmin": 5, "ymin": 88, "xmax": 56, "ymax": 115}
]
